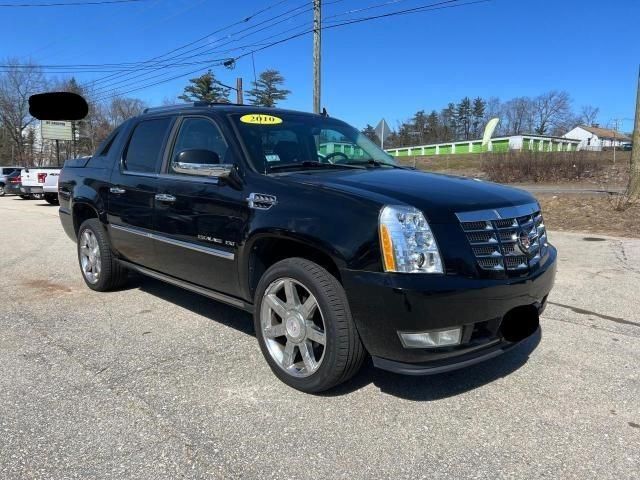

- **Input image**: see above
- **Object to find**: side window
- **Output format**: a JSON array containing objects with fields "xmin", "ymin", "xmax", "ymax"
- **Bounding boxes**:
[
  {"xmin": 170, "ymin": 117, "xmax": 231, "ymax": 174},
  {"xmin": 97, "ymin": 127, "xmax": 121, "ymax": 157},
  {"xmin": 123, "ymin": 118, "xmax": 172, "ymax": 173}
]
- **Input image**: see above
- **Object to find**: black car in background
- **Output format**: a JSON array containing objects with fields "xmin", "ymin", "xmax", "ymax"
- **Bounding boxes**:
[
  {"xmin": 0, "ymin": 167, "xmax": 23, "ymax": 196},
  {"xmin": 2, "ymin": 171, "xmax": 28, "ymax": 198}
]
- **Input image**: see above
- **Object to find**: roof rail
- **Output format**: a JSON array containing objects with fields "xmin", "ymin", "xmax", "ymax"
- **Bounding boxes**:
[{"xmin": 143, "ymin": 101, "xmax": 245, "ymax": 114}]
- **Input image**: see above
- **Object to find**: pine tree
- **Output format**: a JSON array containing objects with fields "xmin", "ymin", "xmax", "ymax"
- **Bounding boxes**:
[
  {"xmin": 247, "ymin": 69, "xmax": 291, "ymax": 107},
  {"xmin": 426, "ymin": 110, "xmax": 440, "ymax": 143},
  {"xmin": 457, "ymin": 97, "xmax": 472, "ymax": 140},
  {"xmin": 441, "ymin": 103, "xmax": 458, "ymax": 141},
  {"xmin": 361, "ymin": 124, "xmax": 380, "ymax": 146},
  {"xmin": 178, "ymin": 70, "xmax": 229, "ymax": 103},
  {"xmin": 471, "ymin": 97, "xmax": 486, "ymax": 139},
  {"xmin": 412, "ymin": 110, "xmax": 428, "ymax": 145}
]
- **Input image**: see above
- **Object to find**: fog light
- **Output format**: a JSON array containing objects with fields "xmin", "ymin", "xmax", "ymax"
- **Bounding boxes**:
[{"xmin": 398, "ymin": 328, "xmax": 462, "ymax": 348}]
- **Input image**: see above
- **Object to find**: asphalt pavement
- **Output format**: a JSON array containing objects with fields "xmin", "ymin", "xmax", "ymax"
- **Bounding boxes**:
[{"xmin": 0, "ymin": 195, "xmax": 638, "ymax": 479}]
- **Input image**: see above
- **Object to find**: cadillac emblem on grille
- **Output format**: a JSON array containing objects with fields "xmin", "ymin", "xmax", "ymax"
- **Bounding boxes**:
[
  {"xmin": 456, "ymin": 203, "xmax": 548, "ymax": 274},
  {"xmin": 517, "ymin": 229, "xmax": 532, "ymax": 255}
]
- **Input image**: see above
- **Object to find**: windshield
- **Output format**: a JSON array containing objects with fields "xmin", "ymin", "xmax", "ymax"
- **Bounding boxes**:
[{"xmin": 230, "ymin": 113, "xmax": 397, "ymax": 173}]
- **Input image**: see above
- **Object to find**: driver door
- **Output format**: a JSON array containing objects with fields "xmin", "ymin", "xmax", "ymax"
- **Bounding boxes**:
[{"xmin": 153, "ymin": 115, "xmax": 249, "ymax": 297}]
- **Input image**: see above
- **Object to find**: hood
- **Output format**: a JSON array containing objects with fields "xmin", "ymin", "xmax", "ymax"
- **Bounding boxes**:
[{"xmin": 285, "ymin": 168, "xmax": 537, "ymax": 223}]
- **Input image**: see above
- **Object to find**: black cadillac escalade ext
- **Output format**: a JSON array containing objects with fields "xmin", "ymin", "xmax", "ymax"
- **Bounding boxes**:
[{"xmin": 58, "ymin": 103, "xmax": 556, "ymax": 393}]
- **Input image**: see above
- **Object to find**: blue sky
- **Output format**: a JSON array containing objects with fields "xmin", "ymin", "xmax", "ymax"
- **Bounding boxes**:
[{"xmin": 2, "ymin": 0, "xmax": 639, "ymax": 131}]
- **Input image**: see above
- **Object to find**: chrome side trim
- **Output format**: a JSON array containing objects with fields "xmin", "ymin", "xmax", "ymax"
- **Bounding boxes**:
[
  {"xmin": 455, "ymin": 202, "xmax": 540, "ymax": 223},
  {"xmin": 118, "ymin": 259, "xmax": 250, "ymax": 311},
  {"xmin": 110, "ymin": 223, "xmax": 234, "ymax": 260}
]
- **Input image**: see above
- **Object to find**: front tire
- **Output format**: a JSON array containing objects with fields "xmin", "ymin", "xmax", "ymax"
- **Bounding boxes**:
[
  {"xmin": 44, "ymin": 193, "xmax": 59, "ymax": 205},
  {"xmin": 77, "ymin": 219, "xmax": 128, "ymax": 291},
  {"xmin": 254, "ymin": 258, "xmax": 366, "ymax": 393}
]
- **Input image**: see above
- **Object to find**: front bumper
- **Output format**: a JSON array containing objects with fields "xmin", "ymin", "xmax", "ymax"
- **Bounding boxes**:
[{"xmin": 341, "ymin": 245, "xmax": 556, "ymax": 372}]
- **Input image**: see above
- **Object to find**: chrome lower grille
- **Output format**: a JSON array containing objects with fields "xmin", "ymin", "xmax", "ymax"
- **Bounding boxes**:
[{"xmin": 457, "ymin": 203, "xmax": 548, "ymax": 273}]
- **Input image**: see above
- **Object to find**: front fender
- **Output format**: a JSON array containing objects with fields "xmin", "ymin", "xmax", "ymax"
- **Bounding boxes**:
[{"xmin": 238, "ymin": 229, "xmax": 348, "ymax": 301}]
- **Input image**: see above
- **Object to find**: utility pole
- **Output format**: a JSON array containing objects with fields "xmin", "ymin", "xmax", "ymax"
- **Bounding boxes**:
[
  {"xmin": 313, "ymin": 0, "xmax": 322, "ymax": 113},
  {"xmin": 611, "ymin": 118, "xmax": 621, "ymax": 165},
  {"xmin": 236, "ymin": 77, "xmax": 243, "ymax": 105},
  {"xmin": 630, "ymin": 66, "xmax": 640, "ymax": 198}
]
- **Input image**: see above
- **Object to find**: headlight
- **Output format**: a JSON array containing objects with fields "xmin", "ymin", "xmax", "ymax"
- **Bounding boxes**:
[{"xmin": 378, "ymin": 205, "xmax": 443, "ymax": 273}]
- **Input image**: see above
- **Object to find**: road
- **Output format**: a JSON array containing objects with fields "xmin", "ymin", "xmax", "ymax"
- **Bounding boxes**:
[
  {"xmin": 517, "ymin": 183, "xmax": 626, "ymax": 195},
  {"xmin": 1, "ymin": 195, "xmax": 639, "ymax": 479}
]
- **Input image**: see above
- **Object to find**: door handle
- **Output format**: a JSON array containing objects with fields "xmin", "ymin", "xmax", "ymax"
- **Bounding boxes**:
[
  {"xmin": 155, "ymin": 193, "xmax": 176, "ymax": 203},
  {"xmin": 109, "ymin": 187, "xmax": 126, "ymax": 194}
]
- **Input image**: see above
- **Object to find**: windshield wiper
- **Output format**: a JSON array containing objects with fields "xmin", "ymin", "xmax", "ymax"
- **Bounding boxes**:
[
  {"xmin": 343, "ymin": 159, "xmax": 407, "ymax": 169},
  {"xmin": 268, "ymin": 161, "xmax": 361, "ymax": 172}
]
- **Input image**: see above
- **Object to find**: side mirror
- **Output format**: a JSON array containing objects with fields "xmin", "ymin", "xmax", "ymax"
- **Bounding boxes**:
[
  {"xmin": 29, "ymin": 92, "xmax": 89, "ymax": 121},
  {"xmin": 172, "ymin": 149, "xmax": 232, "ymax": 178}
]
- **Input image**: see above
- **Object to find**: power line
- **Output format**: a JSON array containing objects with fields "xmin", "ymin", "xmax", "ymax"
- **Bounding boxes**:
[
  {"xmin": 232, "ymin": 0, "xmax": 479, "ymax": 62},
  {"xmin": 93, "ymin": 0, "xmax": 486, "ymax": 102},
  {"xmin": 2, "ymin": 0, "xmax": 320, "ymax": 76},
  {"xmin": 324, "ymin": 0, "xmax": 412, "ymax": 22},
  {"xmin": 89, "ymin": 0, "xmax": 349, "ymax": 93},
  {"xmin": 87, "ymin": 2, "xmax": 313, "ymax": 95},
  {"xmin": 86, "ymin": 0, "xmax": 303, "ymax": 88},
  {"xmin": 0, "ymin": 0, "xmax": 149, "ymax": 7},
  {"xmin": 93, "ymin": 0, "xmax": 479, "ymax": 100},
  {"xmin": 88, "ymin": 0, "xmax": 345, "ymax": 90}
]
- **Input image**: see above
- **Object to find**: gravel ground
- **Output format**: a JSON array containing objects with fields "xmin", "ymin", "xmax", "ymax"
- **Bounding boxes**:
[{"xmin": 1, "ymin": 195, "xmax": 639, "ymax": 479}]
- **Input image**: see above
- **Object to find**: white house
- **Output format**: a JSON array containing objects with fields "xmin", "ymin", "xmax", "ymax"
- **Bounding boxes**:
[{"xmin": 563, "ymin": 125, "xmax": 631, "ymax": 151}]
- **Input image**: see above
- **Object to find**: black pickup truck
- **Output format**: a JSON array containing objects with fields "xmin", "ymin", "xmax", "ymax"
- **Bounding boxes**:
[{"xmin": 58, "ymin": 103, "xmax": 557, "ymax": 392}]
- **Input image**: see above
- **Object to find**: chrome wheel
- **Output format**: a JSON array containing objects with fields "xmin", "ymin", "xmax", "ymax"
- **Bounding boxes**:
[
  {"xmin": 79, "ymin": 229, "xmax": 101, "ymax": 284},
  {"xmin": 260, "ymin": 277, "xmax": 326, "ymax": 378}
]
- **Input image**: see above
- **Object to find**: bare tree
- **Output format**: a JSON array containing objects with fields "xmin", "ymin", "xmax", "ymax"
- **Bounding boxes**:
[
  {"xmin": 503, "ymin": 97, "xmax": 534, "ymax": 135},
  {"xmin": 579, "ymin": 105, "xmax": 600, "ymax": 126},
  {"xmin": 483, "ymin": 97, "xmax": 505, "ymax": 135},
  {"xmin": 107, "ymin": 96, "xmax": 147, "ymax": 128},
  {"xmin": 532, "ymin": 90, "xmax": 572, "ymax": 135},
  {"xmin": 0, "ymin": 59, "xmax": 46, "ymax": 165}
]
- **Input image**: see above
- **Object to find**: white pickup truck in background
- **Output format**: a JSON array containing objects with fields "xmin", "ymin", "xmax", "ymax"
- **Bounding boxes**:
[{"xmin": 20, "ymin": 167, "xmax": 61, "ymax": 204}]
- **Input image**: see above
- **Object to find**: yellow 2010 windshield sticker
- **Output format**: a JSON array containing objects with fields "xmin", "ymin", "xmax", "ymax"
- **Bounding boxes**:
[{"xmin": 240, "ymin": 114, "xmax": 283, "ymax": 125}]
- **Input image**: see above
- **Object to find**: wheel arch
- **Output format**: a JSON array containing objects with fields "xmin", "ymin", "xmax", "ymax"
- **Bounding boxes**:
[
  {"xmin": 72, "ymin": 202, "xmax": 103, "ymax": 236},
  {"xmin": 242, "ymin": 232, "xmax": 346, "ymax": 301}
]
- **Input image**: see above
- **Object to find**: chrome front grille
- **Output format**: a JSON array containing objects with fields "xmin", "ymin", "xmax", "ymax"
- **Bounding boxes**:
[{"xmin": 457, "ymin": 203, "xmax": 548, "ymax": 273}]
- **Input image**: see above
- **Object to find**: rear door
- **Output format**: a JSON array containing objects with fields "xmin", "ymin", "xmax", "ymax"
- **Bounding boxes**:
[
  {"xmin": 152, "ymin": 115, "xmax": 249, "ymax": 297},
  {"xmin": 107, "ymin": 116, "xmax": 174, "ymax": 269}
]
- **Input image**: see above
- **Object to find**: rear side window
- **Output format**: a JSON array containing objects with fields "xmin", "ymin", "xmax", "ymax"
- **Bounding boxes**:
[
  {"xmin": 123, "ymin": 118, "xmax": 172, "ymax": 173},
  {"xmin": 96, "ymin": 127, "xmax": 121, "ymax": 157}
]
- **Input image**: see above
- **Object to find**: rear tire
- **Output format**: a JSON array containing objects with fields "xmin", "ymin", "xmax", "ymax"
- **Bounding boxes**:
[
  {"xmin": 0, "ymin": 184, "xmax": 5, "ymax": 196},
  {"xmin": 77, "ymin": 219, "xmax": 128, "ymax": 291},
  {"xmin": 254, "ymin": 257, "xmax": 366, "ymax": 393},
  {"xmin": 44, "ymin": 193, "xmax": 59, "ymax": 205}
]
